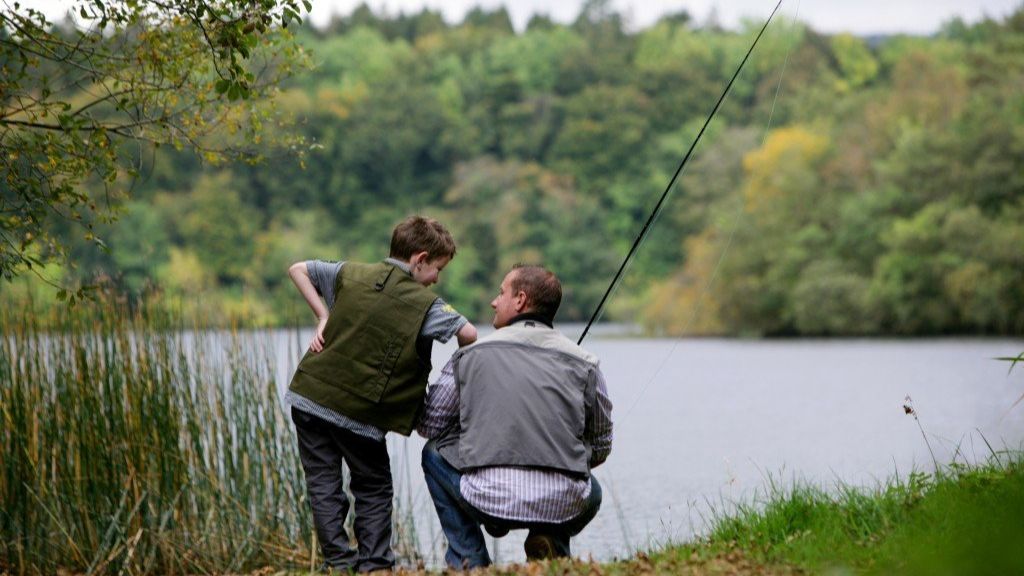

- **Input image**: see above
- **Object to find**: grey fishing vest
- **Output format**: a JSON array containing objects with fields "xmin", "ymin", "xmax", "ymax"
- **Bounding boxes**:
[{"xmin": 436, "ymin": 321, "xmax": 599, "ymax": 478}]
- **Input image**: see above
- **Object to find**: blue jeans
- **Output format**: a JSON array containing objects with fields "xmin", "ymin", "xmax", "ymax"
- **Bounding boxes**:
[{"xmin": 421, "ymin": 440, "xmax": 602, "ymax": 569}]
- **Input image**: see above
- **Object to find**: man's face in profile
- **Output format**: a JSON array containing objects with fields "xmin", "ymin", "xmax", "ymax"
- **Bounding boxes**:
[{"xmin": 490, "ymin": 270, "xmax": 522, "ymax": 329}]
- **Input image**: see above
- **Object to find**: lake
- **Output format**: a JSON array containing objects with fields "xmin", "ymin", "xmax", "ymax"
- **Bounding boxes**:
[{"xmin": 270, "ymin": 328, "xmax": 1024, "ymax": 566}]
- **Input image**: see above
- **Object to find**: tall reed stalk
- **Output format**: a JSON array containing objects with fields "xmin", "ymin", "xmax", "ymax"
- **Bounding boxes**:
[{"xmin": 0, "ymin": 296, "xmax": 311, "ymax": 574}]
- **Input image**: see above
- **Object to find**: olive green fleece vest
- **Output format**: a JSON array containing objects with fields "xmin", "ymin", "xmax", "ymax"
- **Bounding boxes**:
[{"xmin": 288, "ymin": 261, "xmax": 438, "ymax": 435}]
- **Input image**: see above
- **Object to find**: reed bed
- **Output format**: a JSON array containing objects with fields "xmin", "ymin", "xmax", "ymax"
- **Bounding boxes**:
[{"xmin": 0, "ymin": 297, "xmax": 313, "ymax": 574}]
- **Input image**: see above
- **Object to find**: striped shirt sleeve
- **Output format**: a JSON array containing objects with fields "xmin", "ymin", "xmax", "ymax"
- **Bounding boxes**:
[
  {"xmin": 305, "ymin": 259, "xmax": 344, "ymax": 309},
  {"xmin": 420, "ymin": 297, "xmax": 468, "ymax": 343},
  {"xmin": 416, "ymin": 358, "xmax": 459, "ymax": 439}
]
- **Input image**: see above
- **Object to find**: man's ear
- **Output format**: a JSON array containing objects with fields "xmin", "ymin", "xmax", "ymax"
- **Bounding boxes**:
[{"xmin": 513, "ymin": 290, "xmax": 529, "ymax": 312}]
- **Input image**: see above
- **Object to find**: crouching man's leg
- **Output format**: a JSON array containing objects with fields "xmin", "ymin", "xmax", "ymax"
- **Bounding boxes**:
[
  {"xmin": 421, "ymin": 440, "xmax": 492, "ymax": 569},
  {"xmin": 525, "ymin": 475, "xmax": 603, "ymax": 561}
]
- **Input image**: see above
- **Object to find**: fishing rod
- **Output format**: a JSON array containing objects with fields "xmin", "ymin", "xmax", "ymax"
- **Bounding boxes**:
[{"xmin": 576, "ymin": 0, "xmax": 785, "ymax": 346}]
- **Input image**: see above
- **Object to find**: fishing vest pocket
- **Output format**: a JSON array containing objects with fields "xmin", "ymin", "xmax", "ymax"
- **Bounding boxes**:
[{"xmin": 297, "ymin": 335, "xmax": 405, "ymax": 404}]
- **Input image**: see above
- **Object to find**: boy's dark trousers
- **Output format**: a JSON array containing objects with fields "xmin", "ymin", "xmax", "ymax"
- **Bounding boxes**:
[{"xmin": 291, "ymin": 408, "xmax": 395, "ymax": 572}]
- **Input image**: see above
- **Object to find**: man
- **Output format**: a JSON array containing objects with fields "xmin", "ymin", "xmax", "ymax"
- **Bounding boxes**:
[{"xmin": 417, "ymin": 264, "xmax": 613, "ymax": 568}]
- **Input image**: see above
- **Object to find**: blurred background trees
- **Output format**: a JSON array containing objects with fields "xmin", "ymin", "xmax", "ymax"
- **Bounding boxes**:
[{"xmin": 4, "ymin": 2, "xmax": 1021, "ymax": 335}]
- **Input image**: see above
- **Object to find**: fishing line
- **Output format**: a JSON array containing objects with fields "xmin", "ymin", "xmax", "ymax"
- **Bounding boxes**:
[
  {"xmin": 619, "ymin": 0, "xmax": 804, "ymax": 422},
  {"xmin": 577, "ymin": 0, "xmax": 785, "ymax": 346}
]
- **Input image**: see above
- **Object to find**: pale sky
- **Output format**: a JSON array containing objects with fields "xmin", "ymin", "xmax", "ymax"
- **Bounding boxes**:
[
  {"xmin": 16, "ymin": 0, "xmax": 1024, "ymax": 35},
  {"xmin": 308, "ymin": 0, "xmax": 1022, "ymax": 35}
]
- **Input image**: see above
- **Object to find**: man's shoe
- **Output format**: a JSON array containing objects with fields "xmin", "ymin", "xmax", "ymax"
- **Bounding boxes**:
[{"xmin": 523, "ymin": 533, "xmax": 558, "ymax": 561}]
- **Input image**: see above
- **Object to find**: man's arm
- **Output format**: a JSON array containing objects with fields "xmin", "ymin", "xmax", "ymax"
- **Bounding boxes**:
[
  {"xmin": 585, "ymin": 367, "xmax": 613, "ymax": 468},
  {"xmin": 417, "ymin": 359, "xmax": 460, "ymax": 439},
  {"xmin": 288, "ymin": 261, "xmax": 330, "ymax": 352}
]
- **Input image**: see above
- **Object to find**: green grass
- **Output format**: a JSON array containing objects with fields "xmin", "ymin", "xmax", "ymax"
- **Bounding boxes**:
[{"xmin": 655, "ymin": 452, "xmax": 1024, "ymax": 574}]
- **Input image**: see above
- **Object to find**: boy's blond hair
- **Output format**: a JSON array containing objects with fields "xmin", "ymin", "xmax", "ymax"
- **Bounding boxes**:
[{"xmin": 389, "ymin": 216, "xmax": 456, "ymax": 261}]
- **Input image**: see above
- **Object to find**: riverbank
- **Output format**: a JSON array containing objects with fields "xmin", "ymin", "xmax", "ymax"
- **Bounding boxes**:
[{"xmin": 373, "ymin": 449, "xmax": 1023, "ymax": 575}]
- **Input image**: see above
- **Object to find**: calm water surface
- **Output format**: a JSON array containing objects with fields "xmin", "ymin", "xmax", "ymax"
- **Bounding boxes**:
[{"xmin": 269, "ymin": 328, "xmax": 1024, "ymax": 565}]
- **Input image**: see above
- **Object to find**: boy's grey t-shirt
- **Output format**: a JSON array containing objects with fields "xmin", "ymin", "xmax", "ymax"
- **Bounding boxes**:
[{"xmin": 286, "ymin": 258, "xmax": 469, "ymax": 442}]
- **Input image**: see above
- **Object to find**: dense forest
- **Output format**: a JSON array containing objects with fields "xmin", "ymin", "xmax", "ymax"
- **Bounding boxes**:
[{"xmin": 6, "ymin": 2, "xmax": 1023, "ymax": 335}]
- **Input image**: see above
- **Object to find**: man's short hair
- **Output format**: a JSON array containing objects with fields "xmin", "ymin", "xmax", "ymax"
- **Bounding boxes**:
[
  {"xmin": 510, "ymin": 264, "xmax": 562, "ymax": 321},
  {"xmin": 390, "ymin": 216, "xmax": 457, "ymax": 261}
]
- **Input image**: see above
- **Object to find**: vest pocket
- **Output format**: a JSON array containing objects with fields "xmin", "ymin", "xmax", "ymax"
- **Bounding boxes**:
[{"xmin": 297, "ymin": 341, "xmax": 394, "ymax": 404}]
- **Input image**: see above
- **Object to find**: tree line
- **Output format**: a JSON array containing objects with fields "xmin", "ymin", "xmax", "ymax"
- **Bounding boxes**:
[{"xmin": 5, "ymin": 1, "xmax": 1022, "ymax": 335}]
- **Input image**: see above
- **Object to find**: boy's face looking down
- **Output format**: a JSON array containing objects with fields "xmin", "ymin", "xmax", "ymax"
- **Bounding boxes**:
[{"xmin": 409, "ymin": 251, "xmax": 449, "ymax": 287}]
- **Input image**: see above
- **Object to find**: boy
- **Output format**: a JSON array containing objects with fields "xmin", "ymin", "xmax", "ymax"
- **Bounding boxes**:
[{"xmin": 286, "ymin": 215, "xmax": 477, "ymax": 572}]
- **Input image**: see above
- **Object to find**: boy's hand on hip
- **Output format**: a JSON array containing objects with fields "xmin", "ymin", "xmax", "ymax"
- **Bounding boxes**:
[{"xmin": 309, "ymin": 318, "xmax": 328, "ymax": 353}]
